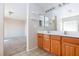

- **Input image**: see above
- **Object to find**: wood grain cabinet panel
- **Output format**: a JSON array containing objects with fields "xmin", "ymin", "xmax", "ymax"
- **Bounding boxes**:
[
  {"xmin": 51, "ymin": 40, "xmax": 61, "ymax": 56},
  {"xmin": 37, "ymin": 34, "xmax": 79, "ymax": 56},
  {"xmin": 62, "ymin": 36, "xmax": 79, "ymax": 56},
  {"xmin": 62, "ymin": 37, "xmax": 79, "ymax": 45},
  {"xmin": 51, "ymin": 35, "xmax": 61, "ymax": 41},
  {"xmin": 43, "ymin": 35, "xmax": 51, "ymax": 52},
  {"xmin": 37, "ymin": 34, "xmax": 43, "ymax": 48},
  {"xmin": 62, "ymin": 42, "xmax": 75, "ymax": 56},
  {"xmin": 75, "ymin": 45, "xmax": 79, "ymax": 56}
]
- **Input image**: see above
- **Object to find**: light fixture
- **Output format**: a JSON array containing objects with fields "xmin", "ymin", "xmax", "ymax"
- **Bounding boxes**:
[
  {"xmin": 8, "ymin": 11, "xmax": 14, "ymax": 15},
  {"xmin": 63, "ymin": 3, "xmax": 66, "ymax": 5},
  {"xmin": 58, "ymin": 4, "xmax": 62, "ymax": 7},
  {"xmin": 45, "ymin": 3, "xmax": 68, "ymax": 13},
  {"xmin": 45, "ymin": 7, "xmax": 55, "ymax": 13}
]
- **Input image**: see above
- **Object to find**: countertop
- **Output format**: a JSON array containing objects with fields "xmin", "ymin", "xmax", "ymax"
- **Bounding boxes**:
[{"xmin": 37, "ymin": 31, "xmax": 79, "ymax": 38}]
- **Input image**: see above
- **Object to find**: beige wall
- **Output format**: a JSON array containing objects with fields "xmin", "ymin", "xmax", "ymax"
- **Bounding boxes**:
[{"xmin": 4, "ymin": 17, "xmax": 26, "ymax": 38}]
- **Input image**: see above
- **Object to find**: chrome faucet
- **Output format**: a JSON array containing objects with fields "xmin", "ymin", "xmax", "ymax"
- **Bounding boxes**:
[{"xmin": 64, "ymin": 31, "xmax": 67, "ymax": 35}]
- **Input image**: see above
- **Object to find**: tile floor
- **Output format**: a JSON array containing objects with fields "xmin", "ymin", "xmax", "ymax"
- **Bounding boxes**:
[
  {"xmin": 13, "ymin": 48, "xmax": 54, "ymax": 56},
  {"xmin": 4, "ymin": 37, "xmax": 26, "ymax": 56}
]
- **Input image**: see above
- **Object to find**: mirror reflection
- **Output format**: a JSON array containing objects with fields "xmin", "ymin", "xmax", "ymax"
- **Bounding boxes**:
[
  {"xmin": 39, "ymin": 15, "xmax": 57, "ymax": 31},
  {"xmin": 62, "ymin": 15, "xmax": 79, "ymax": 32}
]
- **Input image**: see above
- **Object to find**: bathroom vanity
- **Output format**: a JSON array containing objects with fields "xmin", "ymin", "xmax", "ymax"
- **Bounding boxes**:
[
  {"xmin": 37, "ymin": 31, "xmax": 79, "ymax": 56},
  {"xmin": 37, "ymin": 13, "xmax": 79, "ymax": 56},
  {"xmin": 62, "ymin": 36, "xmax": 79, "ymax": 56}
]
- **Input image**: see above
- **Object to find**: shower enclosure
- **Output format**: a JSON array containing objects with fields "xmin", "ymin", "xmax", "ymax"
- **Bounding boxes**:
[{"xmin": 4, "ymin": 3, "xmax": 27, "ymax": 56}]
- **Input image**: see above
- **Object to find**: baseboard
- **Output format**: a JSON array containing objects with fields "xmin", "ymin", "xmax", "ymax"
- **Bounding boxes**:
[{"xmin": 27, "ymin": 46, "xmax": 38, "ymax": 52}]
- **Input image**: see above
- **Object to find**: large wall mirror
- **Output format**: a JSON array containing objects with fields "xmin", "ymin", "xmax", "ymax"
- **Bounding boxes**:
[
  {"xmin": 62, "ymin": 15, "xmax": 79, "ymax": 32},
  {"xmin": 39, "ymin": 16, "xmax": 49, "ymax": 28},
  {"xmin": 39, "ymin": 15, "xmax": 57, "ymax": 31}
]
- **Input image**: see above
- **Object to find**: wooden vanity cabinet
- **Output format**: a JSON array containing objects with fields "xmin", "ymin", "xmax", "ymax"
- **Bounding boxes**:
[
  {"xmin": 62, "ymin": 42, "xmax": 75, "ymax": 56},
  {"xmin": 75, "ymin": 45, "xmax": 79, "ymax": 56},
  {"xmin": 37, "ymin": 33, "xmax": 43, "ymax": 48},
  {"xmin": 43, "ymin": 34, "xmax": 51, "ymax": 52},
  {"xmin": 62, "ymin": 36, "xmax": 79, "ymax": 56},
  {"xmin": 50, "ymin": 35, "xmax": 61, "ymax": 56},
  {"xmin": 37, "ymin": 33, "xmax": 79, "ymax": 56}
]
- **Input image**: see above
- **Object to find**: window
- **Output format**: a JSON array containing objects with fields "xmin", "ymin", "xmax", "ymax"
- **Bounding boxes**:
[{"xmin": 63, "ymin": 20, "xmax": 78, "ymax": 31}]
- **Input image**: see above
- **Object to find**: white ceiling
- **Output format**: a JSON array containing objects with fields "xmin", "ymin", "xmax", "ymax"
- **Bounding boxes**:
[
  {"xmin": 36, "ymin": 3, "xmax": 69, "ymax": 13},
  {"xmin": 36, "ymin": 3, "xmax": 60, "ymax": 12},
  {"xmin": 5, "ymin": 3, "xmax": 27, "ymax": 20},
  {"xmin": 5, "ymin": 3, "xmax": 67, "ymax": 20}
]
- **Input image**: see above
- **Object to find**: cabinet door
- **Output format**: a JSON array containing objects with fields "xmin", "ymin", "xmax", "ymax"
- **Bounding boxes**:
[
  {"xmin": 75, "ymin": 45, "xmax": 79, "ymax": 56},
  {"xmin": 51, "ymin": 40, "xmax": 61, "ymax": 56},
  {"xmin": 62, "ymin": 42, "xmax": 75, "ymax": 56},
  {"xmin": 37, "ymin": 34, "xmax": 43, "ymax": 48},
  {"xmin": 43, "ymin": 37, "xmax": 51, "ymax": 52}
]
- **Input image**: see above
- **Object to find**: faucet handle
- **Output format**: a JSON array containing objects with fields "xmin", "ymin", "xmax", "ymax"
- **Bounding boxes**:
[{"xmin": 64, "ymin": 31, "xmax": 67, "ymax": 35}]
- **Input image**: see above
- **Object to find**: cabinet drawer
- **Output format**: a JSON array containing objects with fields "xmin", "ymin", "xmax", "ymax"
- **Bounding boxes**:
[
  {"xmin": 62, "ymin": 36, "xmax": 79, "ymax": 45},
  {"xmin": 51, "ymin": 35, "xmax": 61, "ymax": 41},
  {"xmin": 43, "ymin": 34, "xmax": 50, "ymax": 39},
  {"xmin": 37, "ymin": 34, "xmax": 43, "ymax": 38}
]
